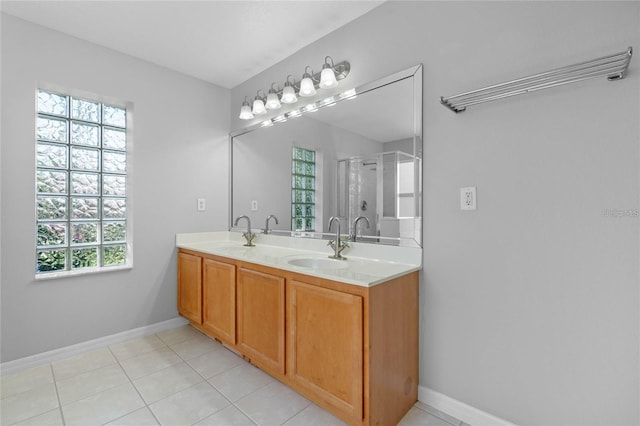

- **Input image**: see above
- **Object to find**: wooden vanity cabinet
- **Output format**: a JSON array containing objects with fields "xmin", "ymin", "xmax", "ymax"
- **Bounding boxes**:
[
  {"xmin": 177, "ymin": 251, "xmax": 202, "ymax": 324},
  {"xmin": 177, "ymin": 248, "xmax": 418, "ymax": 426},
  {"xmin": 202, "ymin": 258, "xmax": 236, "ymax": 346},
  {"xmin": 236, "ymin": 267, "xmax": 286, "ymax": 376},
  {"xmin": 287, "ymin": 280, "xmax": 364, "ymax": 422}
]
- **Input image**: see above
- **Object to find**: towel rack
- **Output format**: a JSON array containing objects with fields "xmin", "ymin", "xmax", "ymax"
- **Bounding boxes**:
[{"xmin": 440, "ymin": 46, "xmax": 633, "ymax": 113}]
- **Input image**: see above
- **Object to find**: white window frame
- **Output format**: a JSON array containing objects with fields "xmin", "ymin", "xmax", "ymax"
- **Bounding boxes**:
[{"xmin": 35, "ymin": 87, "xmax": 133, "ymax": 279}]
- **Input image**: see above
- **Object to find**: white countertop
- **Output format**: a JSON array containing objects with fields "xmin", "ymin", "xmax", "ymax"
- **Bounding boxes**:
[{"xmin": 176, "ymin": 231, "xmax": 422, "ymax": 287}]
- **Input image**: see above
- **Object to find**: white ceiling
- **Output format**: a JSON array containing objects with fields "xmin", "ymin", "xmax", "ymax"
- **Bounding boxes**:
[{"xmin": 0, "ymin": 0, "xmax": 383, "ymax": 89}]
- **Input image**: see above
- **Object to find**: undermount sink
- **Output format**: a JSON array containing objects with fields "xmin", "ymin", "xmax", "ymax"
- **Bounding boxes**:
[{"xmin": 287, "ymin": 256, "xmax": 349, "ymax": 270}]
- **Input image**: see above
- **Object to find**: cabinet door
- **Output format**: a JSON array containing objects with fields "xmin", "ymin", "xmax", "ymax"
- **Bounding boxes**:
[
  {"xmin": 202, "ymin": 258, "xmax": 236, "ymax": 345},
  {"xmin": 288, "ymin": 281, "xmax": 363, "ymax": 421},
  {"xmin": 177, "ymin": 252, "xmax": 202, "ymax": 324},
  {"xmin": 237, "ymin": 268, "xmax": 285, "ymax": 376}
]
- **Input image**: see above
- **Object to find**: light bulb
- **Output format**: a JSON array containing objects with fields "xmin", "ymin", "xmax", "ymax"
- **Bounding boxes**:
[
  {"xmin": 299, "ymin": 77, "xmax": 316, "ymax": 97},
  {"xmin": 239, "ymin": 103, "xmax": 254, "ymax": 120},
  {"xmin": 281, "ymin": 84, "xmax": 298, "ymax": 104},
  {"xmin": 265, "ymin": 90, "xmax": 281, "ymax": 110},
  {"xmin": 319, "ymin": 66, "xmax": 338, "ymax": 89},
  {"xmin": 252, "ymin": 98, "xmax": 266, "ymax": 115}
]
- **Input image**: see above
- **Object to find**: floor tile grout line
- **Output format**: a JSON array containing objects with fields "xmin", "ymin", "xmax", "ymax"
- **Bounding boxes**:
[
  {"xmin": 111, "ymin": 336, "xmax": 194, "ymax": 383},
  {"xmin": 182, "ymin": 334, "xmax": 315, "ymax": 426},
  {"xmin": 164, "ymin": 336, "xmax": 243, "ymax": 425},
  {"xmin": 200, "ymin": 349, "xmax": 285, "ymax": 410},
  {"xmin": 231, "ymin": 398, "xmax": 261, "ymax": 426},
  {"xmin": 108, "ymin": 335, "xmax": 170, "ymax": 364},
  {"xmin": 156, "ymin": 324, "xmax": 209, "ymax": 347},
  {"xmin": 49, "ymin": 345, "xmax": 124, "ymax": 382},
  {"xmin": 277, "ymin": 400, "xmax": 313, "ymax": 426},
  {"xmin": 6, "ymin": 408, "xmax": 60, "ymax": 426},
  {"xmin": 3, "ymin": 363, "xmax": 66, "ymax": 426},
  {"xmin": 55, "ymin": 362, "xmax": 136, "ymax": 406},
  {"xmin": 217, "ymin": 373, "xmax": 273, "ymax": 404},
  {"xmin": 156, "ymin": 326, "xmax": 317, "ymax": 426},
  {"xmin": 104, "ymin": 343, "xmax": 162, "ymax": 426},
  {"xmin": 118, "ymin": 331, "xmax": 241, "ymax": 426},
  {"xmin": 5, "ymin": 326, "xmax": 359, "ymax": 426},
  {"xmin": 49, "ymin": 363, "xmax": 68, "ymax": 426}
]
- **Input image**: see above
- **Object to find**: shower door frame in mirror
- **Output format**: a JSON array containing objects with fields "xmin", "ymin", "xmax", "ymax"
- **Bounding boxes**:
[{"xmin": 229, "ymin": 64, "xmax": 423, "ymax": 247}]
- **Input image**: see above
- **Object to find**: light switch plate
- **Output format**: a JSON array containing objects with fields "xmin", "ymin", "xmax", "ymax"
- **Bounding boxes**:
[{"xmin": 460, "ymin": 187, "xmax": 476, "ymax": 211}]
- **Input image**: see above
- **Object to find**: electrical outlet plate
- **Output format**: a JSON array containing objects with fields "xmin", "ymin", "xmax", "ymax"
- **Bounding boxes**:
[
  {"xmin": 251, "ymin": 200, "xmax": 258, "ymax": 211},
  {"xmin": 460, "ymin": 187, "xmax": 476, "ymax": 211},
  {"xmin": 197, "ymin": 198, "xmax": 206, "ymax": 211}
]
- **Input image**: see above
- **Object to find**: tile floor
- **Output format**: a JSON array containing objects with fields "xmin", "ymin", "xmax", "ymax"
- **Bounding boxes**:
[{"xmin": 1, "ymin": 324, "xmax": 466, "ymax": 426}]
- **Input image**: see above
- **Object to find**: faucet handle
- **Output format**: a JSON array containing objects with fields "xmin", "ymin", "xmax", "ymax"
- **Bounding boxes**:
[
  {"xmin": 338, "ymin": 238, "xmax": 349, "ymax": 252},
  {"xmin": 242, "ymin": 232, "xmax": 256, "ymax": 247}
]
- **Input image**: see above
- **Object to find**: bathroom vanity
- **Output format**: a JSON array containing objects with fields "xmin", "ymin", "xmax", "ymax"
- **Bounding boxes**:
[{"xmin": 176, "ymin": 231, "xmax": 421, "ymax": 426}]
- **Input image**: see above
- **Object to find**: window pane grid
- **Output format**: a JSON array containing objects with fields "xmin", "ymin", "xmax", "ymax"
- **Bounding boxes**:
[
  {"xmin": 35, "ymin": 89, "xmax": 127, "ymax": 274},
  {"xmin": 291, "ymin": 147, "xmax": 315, "ymax": 232}
]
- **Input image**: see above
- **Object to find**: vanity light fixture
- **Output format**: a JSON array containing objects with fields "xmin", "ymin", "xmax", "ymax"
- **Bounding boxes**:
[
  {"xmin": 281, "ymin": 76, "xmax": 298, "ymax": 104},
  {"xmin": 238, "ymin": 56, "xmax": 350, "ymax": 120},
  {"xmin": 319, "ymin": 96, "xmax": 337, "ymax": 107},
  {"xmin": 319, "ymin": 56, "xmax": 339, "ymax": 89},
  {"xmin": 265, "ymin": 83, "xmax": 282, "ymax": 110},
  {"xmin": 252, "ymin": 90, "xmax": 267, "ymax": 115},
  {"xmin": 299, "ymin": 66, "xmax": 317, "ymax": 97},
  {"xmin": 303, "ymin": 103, "xmax": 318, "ymax": 113},
  {"xmin": 340, "ymin": 88, "xmax": 358, "ymax": 100},
  {"xmin": 238, "ymin": 97, "xmax": 254, "ymax": 120}
]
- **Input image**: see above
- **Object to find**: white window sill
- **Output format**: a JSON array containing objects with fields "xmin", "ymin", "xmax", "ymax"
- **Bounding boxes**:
[{"xmin": 35, "ymin": 264, "xmax": 133, "ymax": 281}]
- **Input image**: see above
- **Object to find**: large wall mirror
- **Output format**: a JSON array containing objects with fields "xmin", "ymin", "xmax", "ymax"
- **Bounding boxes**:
[{"xmin": 230, "ymin": 64, "xmax": 423, "ymax": 247}]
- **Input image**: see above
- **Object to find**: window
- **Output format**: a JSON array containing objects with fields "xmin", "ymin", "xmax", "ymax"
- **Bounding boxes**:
[
  {"xmin": 291, "ymin": 147, "xmax": 315, "ymax": 231},
  {"xmin": 397, "ymin": 160, "xmax": 415, "ymax": 218},
  {"xmin": 36, "ymin": 89, "xmax": 129, "ymax": 275}
]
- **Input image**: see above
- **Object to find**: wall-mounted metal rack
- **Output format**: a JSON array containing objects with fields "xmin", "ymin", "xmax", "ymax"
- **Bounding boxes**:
[{"xmin": 440, "ymin": 46, "xmax": 633, "ymax": 113}]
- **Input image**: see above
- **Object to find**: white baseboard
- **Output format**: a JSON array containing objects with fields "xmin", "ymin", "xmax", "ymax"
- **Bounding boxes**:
[
  {"xmin": 0, "ymin": 317, "xmax": 189, "ymax": 376},
  {"xmin": 418, "ymin": 385, "xmax": 517, "ymax": 426}
]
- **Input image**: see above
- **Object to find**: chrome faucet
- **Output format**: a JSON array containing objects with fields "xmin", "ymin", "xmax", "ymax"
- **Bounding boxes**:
[
  {"xmin": 263, "ymin": 214, "xmax": 279, "ymax": 234},
  {"xmin": 234, "ymin": 215, "xmax": 256, "ymax": 247},
  {"xmin": 327, "ymin": 216, "xmax": 349, "ymax": 260},
  {"xmin": 351, "ymin": 216, "xmax": 371, "ymax": 242}
]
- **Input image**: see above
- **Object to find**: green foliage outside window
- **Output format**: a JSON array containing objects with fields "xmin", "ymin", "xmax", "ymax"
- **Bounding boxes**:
[{"xmin": 291, "ymin": 147, "xmax": 316, "ymax": 231}]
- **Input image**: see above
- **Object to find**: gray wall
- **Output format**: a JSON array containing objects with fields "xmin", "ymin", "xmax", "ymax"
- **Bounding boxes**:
[
  {"xmin": 232, "ymin": 2, "xmax": 639, "ymax": 425},
  {"xmin": 0, "ymin": 14, "xmax": 230, "ymax": 362}
]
